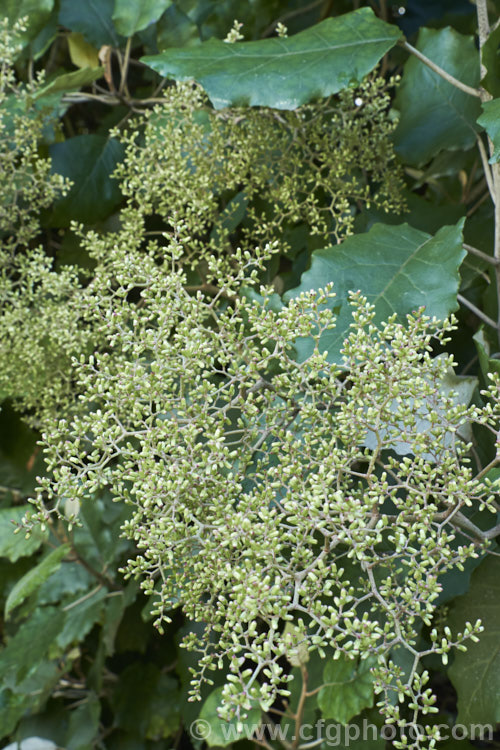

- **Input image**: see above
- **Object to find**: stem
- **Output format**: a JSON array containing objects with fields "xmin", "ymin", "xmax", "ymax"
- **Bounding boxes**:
[
  {"xmin": 467, "ymin": 189, "xmax": 491, "ymax": 217},
  {"xmin": 464, "ymin": 242, "xmax": 499, "ymax": 266},
  {"xmin": 475, "ymin": 0, "xmax": 490, "ymax": 79},
  {"xmin": 292, "ymin": 666, "xmax": 309, "ymax": 750},
  {"xmin": 401, "ymin": 41, "xmax": 482, "ymax": 98},
  {"xmin": 451, "ymin": 510, "xmax": 500, "ymax": 541},
  {"xmin": 119, "ymin": 36, "xmax": 132, "ymax": 97},
  {"xmin": 476, "ymin": 135, "xmax": 496, "ymax": 200},
  {"xmin": 298, "ymin": 739, "xmax": 325, "ymax": 750},
  {"xmin": 493, "ymin": 163, "xmax": 500, "ymax": 263},
  {"xmin": 475, "ymin": 454, "xmax": 500, "ymax": 482},
  {"xmin": 63, "ymin": 584, "xmax": 103, "ymax": 611},
  {"xmin": 457, "ymin": 293, "xmax": 498, "ymax": 330},
  {"xmin": 70, "ymin": 545, "xmax": 121, "ymax": 591}
]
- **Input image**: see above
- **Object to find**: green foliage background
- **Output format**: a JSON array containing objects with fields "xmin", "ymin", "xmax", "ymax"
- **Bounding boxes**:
[{"xmin": 1, "ymin": 1, "xmax": 500, "ymax": 749}]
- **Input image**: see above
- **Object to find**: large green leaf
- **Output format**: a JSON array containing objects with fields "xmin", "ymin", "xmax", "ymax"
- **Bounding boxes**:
[
  {"xmin": 58, "ymin": 0, "xmax": 119, "ymax": 47},
  {"xmin": 393, "ymin": 28, "xmax": 481, "ymax": 166},
  {"xmin": 65, "ymin": 693, "xmax": 101, "ymax": 750},
  {"xmin": 448, "ymin": 556, "xmax": 500, "ymax": 725},
  {"xmin": 156, "ymin": 4, "xmax": 200, "ymax": 50},
  {"xmin": 0, "ymin": 606, "xmax": 64, "ymax": 684},
  {"xmin": 0, "ymin": 507, "xmax": 47, "ymax": 562},
  {"xmin": 48, "ymin": 135, "xmax": 124, "ymax": 226},
  {"xmin": 36, "ymin": 561, "xmax": 93, "ymax": 604},
  {"xmin": 284, "ymin": 220, "xmax": 466, "ymax": 364},
  {"xmin": 142, "ymin": 8, "xmax": 402, "ymax": 110},
  {"xmin": 198, "ymin": 686, "xmax": 261, "ymax": 747},
  {"xmin": 477, "ymin": 98, "xmax": 500, "ymax": 164},
  {"xmin": 56, "ymin": 587, "xmax": 108, "ymax": 649},
  {"xmin": 5, "ymin": 544, "xmax": 70, "ymax": 619},
  {"xmin": 317, "ymin": 655, "xmax": 375, "ymax": 724},
  {"xmin": 113, "ymin": 0, "xmax": 173, "ymax": 37}
]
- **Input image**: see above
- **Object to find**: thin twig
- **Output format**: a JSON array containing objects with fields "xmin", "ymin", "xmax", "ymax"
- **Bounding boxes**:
[
  {"xmin": 463, "ymin": 242, "xmax": 499, "ymax": 266},
  {"xmin": 401, "ymin": 41, "xmax": 482, "ymax": 98},
  {"xmin": 476, "ymin": 135, "xmax": 496, "ymax": 201},
  {"xmin": 475, "ymin": 454, "xmax": 500, "ymax": 482},
  {"xmin": 452, "ymin": 511, "xmax": 500, "ymax": 541},
  {"xmin": 292, "ymin": 666, "xmax": 309, "ymax": 750},
  {"xmin": 63, "ymin": 584, "xmax": 103, "ymax": 611},
  {"xmin": 457, "ymin": 293, "xmax": 498, "ymax": 330},
  {"xmin": 119, "ymin": 36, "xmax": 132, "ymax": 97},
  {"xmin": 69, "ymin": 546, "xmax": 121, "ymax": 590},
  {"xmin": 467, "ymin": 189, "xmax": 491, "ymax": 217},
  {"xmin": 475, "ymin": 0, "xmax": 491, "ymax": 79}
]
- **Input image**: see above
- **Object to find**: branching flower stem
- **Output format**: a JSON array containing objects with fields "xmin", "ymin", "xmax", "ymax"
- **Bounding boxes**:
[{"xmin": 457, "ymin": 293, "xmax": 498, "ymax": 330}]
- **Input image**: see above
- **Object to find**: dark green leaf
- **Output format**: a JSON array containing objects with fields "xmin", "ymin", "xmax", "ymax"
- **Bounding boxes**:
[
  {"xmin": 65, "ymin": 693, "xmax": 101, "ymax": 750},
  {"xmin": 436, "ymin": 551, "xmax": 488, "ymax": 605},
  {"xmin": 36, "ymin": 561, "xmax": 93, "ymax": 605},
  {"xmin": 393, "ymin": 28, "xmax": 481, "ymax": 165},
  {"xmin": 156, "ymin": 4, "xmax": 200, "ymax": 50},
  {"xmin": 10, "ymin": 659, "xmax": 60, "ymax": 704},
  {"xmin": 113, "ymin": 0, "xmax": 173, "ymax": 37},
  {"xmin": 142, "ymin": 8, "xmax": 402, "ymax": 110},
  {"xmin": 28, "ymin": 7, "xmax": 59, "ymax": 59},
  {"xmin": 0, "ymin": 507, "xmax": 47, "ymax": 562},
  {"xmin": 56, "ymin": 588, "xmax": 108, "ymax": 649},
  {"xmin": 58, "ymin": 0, "xmax": 119, "ymax": 47},
  {"xmin": 48, "ymin": 135, "xmax": 124, "ymax": 226},
  {"xmin": 74, "ymin": 490, "xmax": 133, "ymax": 568},
  {"xmin": 5, "ymin": 544, "xmax": 70, "ymax": 619},
  {"xmin": 481, "ymin": 24, "xmax": 500, "ymax": 98},
  {"xmin": 448, "ymin": 555, "xmax": 500, "ymax": 725},
  {"xmin": 284, "ymin": 220, "xmax": 466, "ymax": 364},
  {"xmin": 0, "ymin": 606, "xmax": 64, "ymax": 684},
  {"xmin": 317, "ymin": 655, "xmax": 375, "ymax": 724},
  {"xmin": 477, "ymin": 98, "xmax": 500, "ymax": 163},
  {"xmin": 101, "ymin": 583, "xmax": 138, "ymax": 655},
  {"xmin": 355, "ymin": 191, "xmax": 465, "ymax": 240}
]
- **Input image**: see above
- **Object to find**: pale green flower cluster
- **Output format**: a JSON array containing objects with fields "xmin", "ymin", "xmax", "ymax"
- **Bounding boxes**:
[
  {"xmin": 31, "ymin": 229, "xmax": 500, "ymax": 745},
  {"xmin": 3, "ymin": 22, "xmax": 499, "ymax": 745},
  {"xmin": 114, "ymin": 77, "xmax": 405, "ymax": 268},
  {"xmin": 0, "ymin": 36, "xmax": 403, "ymax": 418},
  {"xmin": 0, "ymin": 20, "xmax": 80, "ymax": 415}
]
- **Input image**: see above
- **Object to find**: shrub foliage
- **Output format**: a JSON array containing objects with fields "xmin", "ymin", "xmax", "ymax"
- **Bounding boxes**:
[{"xmin": 1, "ymin": 2, "xmax": 500, "ymax": 749}]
